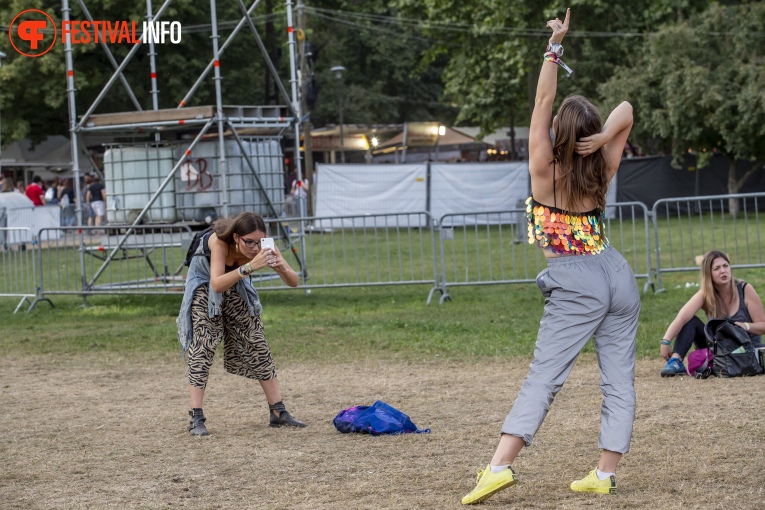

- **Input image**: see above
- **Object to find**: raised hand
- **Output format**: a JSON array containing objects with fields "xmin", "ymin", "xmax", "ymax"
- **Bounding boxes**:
[{"xmin": 547, "ymin": 8, "xmax": 570, "ymax": 44}]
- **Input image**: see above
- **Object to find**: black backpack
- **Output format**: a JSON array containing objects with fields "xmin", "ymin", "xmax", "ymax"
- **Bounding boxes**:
[
  {"xmin": 704, "ymin": 318, "xmax": 764, "ymax": 378},
  {"xmin": 183, "ymin": 227, "xmax": 213, "ymax": 267}
]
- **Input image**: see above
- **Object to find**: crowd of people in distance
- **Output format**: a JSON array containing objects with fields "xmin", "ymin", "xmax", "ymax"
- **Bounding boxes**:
[{"xmin": 0, "ymin": 172, "xmax": 106, "ymax": 227}]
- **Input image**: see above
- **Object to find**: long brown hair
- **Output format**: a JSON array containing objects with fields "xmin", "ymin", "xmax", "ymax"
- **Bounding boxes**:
[
  {"xmin": 213, "ymin": 212, "xmax": 266, "ymax": 245},
  {"xmin": 552, "ymin": 95, "xmax": 609, "ymax": 211},
  {"xmin": 700, "ymin": 250, "xmax": 739, "ymax": 319}
]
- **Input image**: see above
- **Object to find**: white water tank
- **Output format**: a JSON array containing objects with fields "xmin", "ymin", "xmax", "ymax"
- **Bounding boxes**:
[
  {"xmin": 174, "ymin": 138, "xmax": 285, "ymax": 222},
  {"xmin": 105, "ymin": 145, "xmax": 177, "ymax": 224}
]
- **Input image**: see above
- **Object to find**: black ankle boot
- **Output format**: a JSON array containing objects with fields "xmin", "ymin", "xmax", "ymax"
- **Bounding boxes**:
[
  {"xmin": 269, "ymin": 401, "xmax": 307, "ymax": 428},
  {"xmin": 188, "ymin": 408, "xmax": 209, "ymax": 436}
]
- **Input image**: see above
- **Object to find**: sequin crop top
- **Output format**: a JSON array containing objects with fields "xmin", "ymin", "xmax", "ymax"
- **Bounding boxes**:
[{"xmin": 526, "ymin": 163, "xmax": 608, "ymax": 255}]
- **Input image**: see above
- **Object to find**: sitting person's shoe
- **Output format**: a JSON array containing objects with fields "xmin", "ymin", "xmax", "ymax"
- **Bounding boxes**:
[
  {"xmin": 461, "ymin": 465, "xmax": 517, "ymax": 505},
  {"xmin": 660, "ymin": 357, "xmax": 686, "ymax": 377},
  {"xmin": 570, "ymin": 470, "xmax": 617, "ymax": 495},
  {"xmin": 269, "ymin": 401, "xmax": 307, "ymax": 428}
]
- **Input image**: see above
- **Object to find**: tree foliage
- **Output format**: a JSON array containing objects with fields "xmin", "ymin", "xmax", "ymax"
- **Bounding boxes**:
[
  {"xmin": 0, "ymin": 0, "xmax": 457, "ymax": 147},
  {"xmin": 301, "ymin": 1, "xmax": 457, "ymax": 126},
  {"xmin": 3, "ymin": 0, "xmax": 761, "ymax": 166},
  {"xmin": 599, "ymin": 2, "xmax": 765, "ymax": 206},
  {"xmin": 393, "ymin": 0, "xmax": 711, "ymax": 136}
]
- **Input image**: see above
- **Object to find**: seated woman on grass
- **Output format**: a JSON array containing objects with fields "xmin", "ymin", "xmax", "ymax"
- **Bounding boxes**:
[{"xmin": 659, "ymin": 250, "xmax": 765, "ymax": 376}]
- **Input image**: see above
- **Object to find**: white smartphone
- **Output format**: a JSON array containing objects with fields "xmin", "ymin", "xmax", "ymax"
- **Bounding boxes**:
[{"xmin": 260, "ymin": 237, "xmax": 275, "ymax": 251}]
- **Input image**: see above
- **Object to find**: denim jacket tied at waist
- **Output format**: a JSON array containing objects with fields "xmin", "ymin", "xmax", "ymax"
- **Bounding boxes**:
[{"xmin": 176, "ymin": 234, "xmax": 263, "ymax": 353}]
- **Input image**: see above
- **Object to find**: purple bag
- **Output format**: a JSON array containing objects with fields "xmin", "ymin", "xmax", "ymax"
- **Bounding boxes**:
[
  {"xmin": 687, "ymin": 348, "xmax": 713, "ymax": 379},
  {"xmin": 333, "ymin": 400, "xmax": 430, "ymax": 436}
]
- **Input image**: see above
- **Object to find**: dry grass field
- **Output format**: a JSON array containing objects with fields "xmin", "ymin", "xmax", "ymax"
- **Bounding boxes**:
[{"xmin": 4, "ymin": 353, "xmax": 765, "ymax": 509}]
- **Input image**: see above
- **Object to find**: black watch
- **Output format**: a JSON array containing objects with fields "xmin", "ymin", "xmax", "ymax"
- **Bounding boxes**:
[{"xmin": 546, "ymin": 43, "xmax": 564, "ymax": 57}]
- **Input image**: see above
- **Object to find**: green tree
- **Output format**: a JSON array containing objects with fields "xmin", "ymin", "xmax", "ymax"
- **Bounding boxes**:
[
  {"xmin": 600, "ymin": 2, "xmax": 765, "ymax": 217},
  {"xmin": 0, "ymin": 0, "xmax": 277, "ymax": 145},
  {"xmin": 301, "ymin": 1, "xmax": 457, "ymax": 127},
  {"xmin": 0, "ymin": 1, "xmax": 458, "ymax": 148},
  {"xmin": 393, "ymin": 0, "xmax": 711, "ymax": 136}
]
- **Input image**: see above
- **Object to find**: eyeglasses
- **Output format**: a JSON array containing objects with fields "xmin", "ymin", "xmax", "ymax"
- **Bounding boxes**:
[{"xmin": 241, "ymin": 238, "xmax": 260, "ymax": 248}]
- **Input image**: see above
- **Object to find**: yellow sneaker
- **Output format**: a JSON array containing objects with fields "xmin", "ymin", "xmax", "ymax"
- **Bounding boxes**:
[
  {"xmin": 570, "ymin": 470, "xmax": 617, "ymax": 495},
  {"xmin": 461, "ymin": 465, "xmax": 518, "ymax": 505}
]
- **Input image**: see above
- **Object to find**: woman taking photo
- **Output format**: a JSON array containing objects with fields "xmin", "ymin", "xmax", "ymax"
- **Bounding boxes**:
[
  {"xmin": 177, "ymin": 212, "xmax": 306, "ymax": 436},
  {"xmin": 462, "ymin": 9, "xmax": 639, "ymax": 504},
  {"xmin": 659, "ymin": 250, "xmax": 765, "ymax": 376}
]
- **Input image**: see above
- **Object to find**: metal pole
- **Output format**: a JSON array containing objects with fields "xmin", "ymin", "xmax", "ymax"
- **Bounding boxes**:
[
  {"xmin": 0, "ymin": 52, "xmax": 4, "ymax": 177},
  {"xmin": 296, "ymin": 0, "xmax": 314, "ymax": 214},
  {"xmin": 147, "ymin": 1, "xmax": 159, "ymax": 111},
  {"xmin": 75, "ymin": 0, "xmax": 174, "ymax": 130},
  {"xmin": 77, "ymin": 0, "xmax": 142, "ymax": 111},
  {"xmin": 62, "ymin": 0, "xmax": 88, "ymax": 306},
  {"xmin": 227, "ymin": 121, "xmax": 304, "ymax": 273},
  {"xmin": 210, "ymin": 0, "xmax": 229, "ymax": 218},
  {"xmin": 236, "ymin": 0, "xmax": 297, "ymax": 116},
  {"xmin": 147, "ymin": 0, "xmax": 161, "ymax": 143},
  {"xmin": 178, "ymin": 0, "xmax": 263, "ymax": 108},
  {"xmin": 86, "ymin": 119, "xmax": 215, "ymax": 288},
  {"xmin": 286, "ymin": 0, "xmax": 308, "ymax": 285},
  {"xmin": 338, "ymin": 86, "xmax": 345, "ymax": 163},
  {"xmin": 335, "ymin": 72, "xmax": 345, "ymax": 163}
]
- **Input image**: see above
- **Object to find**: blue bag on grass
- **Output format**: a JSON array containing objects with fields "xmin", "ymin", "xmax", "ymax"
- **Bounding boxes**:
[{"xmin": 333, "ymin": 400, "xmax": 431, "ymax": 436}]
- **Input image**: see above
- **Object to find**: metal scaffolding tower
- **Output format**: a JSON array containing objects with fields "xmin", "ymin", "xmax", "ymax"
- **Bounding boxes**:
[{"xmin": 62, "ymin": 0, "xmax": 308, "ymax": 301}]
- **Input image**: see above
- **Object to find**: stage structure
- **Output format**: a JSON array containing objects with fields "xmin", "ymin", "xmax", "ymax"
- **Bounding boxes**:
[{"xmin": 63, "ymin": 0, "xmax": 309, "ymax": 300}]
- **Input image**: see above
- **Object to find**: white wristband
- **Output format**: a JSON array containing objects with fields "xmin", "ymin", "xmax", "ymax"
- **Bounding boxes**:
[{"xmin": 744, "ymin": 322, "xmax": 750, "ymax": 332}]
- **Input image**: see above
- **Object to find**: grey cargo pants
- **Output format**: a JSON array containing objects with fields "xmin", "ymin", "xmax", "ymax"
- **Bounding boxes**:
[{"xmin": 501, "ymin": 247, "xmax": 640, "ymax": 454}]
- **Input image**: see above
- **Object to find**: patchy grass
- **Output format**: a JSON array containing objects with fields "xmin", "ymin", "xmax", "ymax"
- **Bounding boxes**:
[
  {"xmin": 2, "ymin": 269, "xmax": 765, "ymax": 362},
  {"xmin": 3, "ymin": 267, "xmax": 765, "ymax": 508}
]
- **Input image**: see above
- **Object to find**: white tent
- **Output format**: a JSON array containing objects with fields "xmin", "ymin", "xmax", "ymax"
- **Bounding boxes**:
[{"xmin": 1, "ymin": 136, "xmax": 97, "ymax": 182}]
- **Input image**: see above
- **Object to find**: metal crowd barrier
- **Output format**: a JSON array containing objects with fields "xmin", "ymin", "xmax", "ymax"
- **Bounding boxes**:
[
  {"xmin": 652, "ymin": 192, "xmax": 765, "ymax": 291},
  {"xmin": 257, "ymin": 212, "xmax": 442, "ymax": 300},
  {"xmin": 433, "ymin": 202, "xmax": 654, "ymax": 304},
  {"xmin": 604, "ymin": 201, "xmax": 654, "ymax": 292},
  {"xmin": 0, "ymin": 227, "xmax": 50, "ymax": 313},
  {"xmin": 36, "ymin": 225, "xmax": 192, "ymax": 298},
  {"xmin": 7, "ymin": 195, "xmax": 765, "ymax": 310}
]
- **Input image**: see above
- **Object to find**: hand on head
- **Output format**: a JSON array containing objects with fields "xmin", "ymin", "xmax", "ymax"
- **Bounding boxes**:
[
  {"xmin": 547, "ymin": 8, "xmax": 570, "ymax": 44},
  {"xmin": 575, "ymin": 133, "xmax": 606, "ymax": 157}
]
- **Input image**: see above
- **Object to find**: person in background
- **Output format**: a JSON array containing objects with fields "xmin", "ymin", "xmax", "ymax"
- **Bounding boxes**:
[
  {"xmin": 81, "ymin": 173, "xmax": 93, "ymax": 225},
  {"xmin": 461, "ymin": 9, "xmax": 639, "ymax": 504},
  {"xmin": 56, "ymin": 178, "xmax": 66, "ymax": 204},
  {"xmin": 44, "ymin": 177, "xmax": 60, "ymax": 205},
  {"xmin": 86, "ymin": 174, "xmax": 106, "ymax": 227},
  {"xmin": 25, "ymin": 176, "xmax": 46, "ymax": 206},
  {"xmin": 177, "ymin": 212, "xmax": 306, "ymax": 436},
  {"xmin": 15, "ymin": 180, "xmax": 24, "ymax": 194},
  {"xmin": 659, "ymin": 250, "xmax": 765, "ymax": 376},
  {"xmin": 0, "ymin": 176, "xmax": 14, "ymax": 192},
  {"xmin": 59, "ymin": 178, "xmax": 77, "ymax": 227}
]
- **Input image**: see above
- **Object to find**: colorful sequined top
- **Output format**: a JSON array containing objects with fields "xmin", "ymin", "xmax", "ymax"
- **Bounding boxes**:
[{"xmin": 526, "ymin": 196, "xmax": 608, "ymax": 255}]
